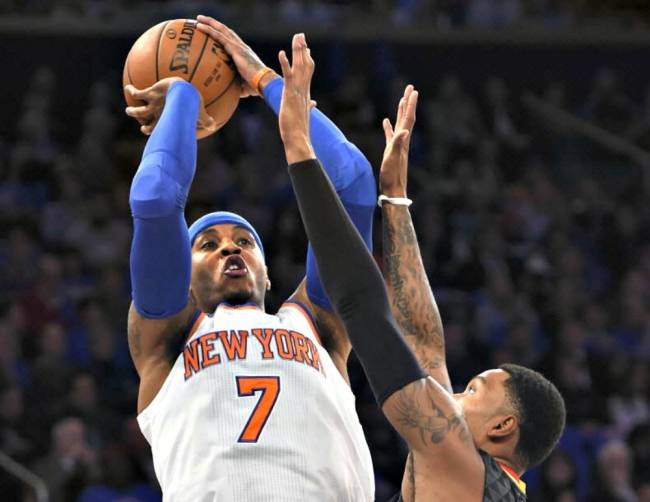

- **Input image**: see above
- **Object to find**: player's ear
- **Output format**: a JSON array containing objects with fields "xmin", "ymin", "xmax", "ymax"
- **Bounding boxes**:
[
  {"xmin": 487, "ymin": 414, "xmax": 518, "ymax": 439},
  {"xmin": 265, "ymin": 266, "xmax": 271, "ymax": 290}
]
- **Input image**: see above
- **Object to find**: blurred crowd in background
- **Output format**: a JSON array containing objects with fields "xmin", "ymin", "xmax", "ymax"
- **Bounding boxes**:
[
  {"xmin": 0, "ymin": 0, "xmax": 648, "ymax": 31},
  {"xmin": 2, "ymin": 2, "xmax": 650, "ymax": 502}
]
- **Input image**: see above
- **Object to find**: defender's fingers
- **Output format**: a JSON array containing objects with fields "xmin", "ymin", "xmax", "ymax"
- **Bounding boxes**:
[
  {"xmin": 382, "ymin": 118, "xmax": 394, "ymax": 142},
  {"xmin": 396, "ymin": 96, "xmax": 407, "ymax": 125},
  {"xmin": 305, "ymin": 47, "xmax": 315, "ymax": 77},
  {"xmin": 403, "ymin": 84, "xmax": 414, "ymax": 100},
  {"xmin": 393, "ymin": 129, "xmax": 410, "ymax": 148},
  {"xmin": 278, "ymin": 50, "xmax": 291, "ymax": 78},
  {"xmin": 403, "ymin": 90, "xmax": 418, "ymax": 129},
  {"xmin": 292, "ymin": 33, "xmax": 306, "ymax": 67}
]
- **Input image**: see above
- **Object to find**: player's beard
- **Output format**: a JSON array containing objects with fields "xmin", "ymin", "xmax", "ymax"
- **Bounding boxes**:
[{"xmin": 222, "ymin": 289, "xmax": 254, "ymax": 306}]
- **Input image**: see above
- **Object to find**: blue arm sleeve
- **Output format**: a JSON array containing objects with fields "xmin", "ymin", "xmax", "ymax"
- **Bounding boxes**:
[
  {"xmin": 263, "ymin": 77, "xmax": 377, "ymax": 308},
  {"xmin": 129, "ymin": 81, "xmax": 199, "ymax": 318}
]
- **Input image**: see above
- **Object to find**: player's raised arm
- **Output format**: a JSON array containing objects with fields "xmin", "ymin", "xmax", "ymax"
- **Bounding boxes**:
[
  {"xmin": 125, "ymin": 78, "xmax": 212, "ymax": 412},
  {"xmin": 195, "ymin": 15, "xmax": 376, "ymax": 313},
  {"xmin": 379, "ymin": 86, "xmax": 453, "ymax": 393},
  {"xmin": 278, "ymin": 35, "xmax": 485, "ymax": 499}
]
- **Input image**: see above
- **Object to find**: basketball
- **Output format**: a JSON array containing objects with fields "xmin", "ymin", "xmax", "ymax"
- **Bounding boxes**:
[{"xmin": 123, "ymin": 19, "xmax": 241, "ymax": 138}]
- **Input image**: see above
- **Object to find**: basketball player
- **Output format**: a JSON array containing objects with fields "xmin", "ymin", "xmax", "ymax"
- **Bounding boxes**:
[
  {"xmin": 282, "ymin": 38, "xmax": 567, "ymax": 502},
  {"xmin": 123, "ymin": 35, "xmax": 375, "ymax": 501}
]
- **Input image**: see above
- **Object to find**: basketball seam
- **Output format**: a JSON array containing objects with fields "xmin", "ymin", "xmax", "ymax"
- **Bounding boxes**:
[
  {"xmin": 204, "ymin": 75, "xmax": 239, "ymax": 108},
  {"xmin": 155, "ymin": 20, "xmax": 171, "ymax": 83},
  {"xmin": 189, "ymin": 34, "xmax": 210, "ymax": 84}
]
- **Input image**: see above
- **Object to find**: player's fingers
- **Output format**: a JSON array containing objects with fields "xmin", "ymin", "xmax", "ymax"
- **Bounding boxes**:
[
  {"xmin": 305, "ymin": 47, "xmax": 315, "ymax": 77},
  {"xmin": 393, "ymin": 129, "xmax": 410, "ymax": 148},
  {"xmin": 125, "ymin": 105, "xmax": 154, "ymax": 121},
  {"xmin": 403, "ymin": 84, "xmax": 414, "ymax": 100},
  {"xmin": 310, "ymin": 99, "xmax": 318, "ymax": 109},
  {"xmin": 199, "ymin": 16, "xmax": 244, "ymax": 44},
  {"xmin": 382, "ymin": 118, "xmax": 394, "ymax": 142},
  {"xmin": 196, "ymin": 22, "xmax": 230, "ymax": 46},
  {"xmin": 199, "ymin": 115, "xmax": 216, "ymax": 131},
  {"xmin": 196, "ymin": 15, "xmax": 226, "ymax": 33},
  {"xmin": 292, "ymin": 33, "xmax": 305, "ymax": 69},
  {"xmin": 195, "ymin": 17, "xmax": 237, "ymax": 47},
  {"xmin": 125, "ymin": 85, "xmax": 149, "ymax": 102},
  {"xmin": 278, "ymin": 50, "xmax": 291, "ymax": 79},
  {"xmin": 396, "ymin": 96, "xmax": 407, "ymax": 126},
  {"xmin": 403, "ymin": 90, "xmax": 418, "ymax": 130},
  {"xmin": 140, "ymin": 124, "xmax": 153, "ymax": 136}
]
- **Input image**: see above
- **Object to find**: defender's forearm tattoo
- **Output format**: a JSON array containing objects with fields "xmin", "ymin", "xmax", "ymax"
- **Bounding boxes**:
[{"xmin": 382, "ymin": 205, "xmax": 451, "ymax": 392}]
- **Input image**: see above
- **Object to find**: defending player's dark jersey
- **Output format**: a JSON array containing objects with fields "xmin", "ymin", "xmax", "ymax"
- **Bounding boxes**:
[
  {"xmin": 387, "ymin": 450, "xmax": 526, "ymax": 502},
  {"xmin": 480, "ymin": 450, "xmax": 527, "ymax": 501}
]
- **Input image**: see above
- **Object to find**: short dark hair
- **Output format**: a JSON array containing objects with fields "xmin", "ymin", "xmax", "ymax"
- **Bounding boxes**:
[{"xmin": 499, "ymin": 363, "xmax": 566, "ymax": 469}]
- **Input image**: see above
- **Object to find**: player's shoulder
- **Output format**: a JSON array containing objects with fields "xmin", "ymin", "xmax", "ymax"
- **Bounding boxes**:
[{"xmin": 278, "ymin": 299, "xmax": 317, "ymax": 326}]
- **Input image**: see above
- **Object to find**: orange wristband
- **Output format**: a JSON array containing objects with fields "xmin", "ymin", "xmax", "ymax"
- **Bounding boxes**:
[{"xmin": 251, "ymin": 67, "xmax": 275, "ymax": 95}]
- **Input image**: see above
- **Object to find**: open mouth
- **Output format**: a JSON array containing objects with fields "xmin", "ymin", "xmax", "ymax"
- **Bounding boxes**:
[{"xmin": 223, "ymin": 255, "xmax": 248, "ymax": 278}]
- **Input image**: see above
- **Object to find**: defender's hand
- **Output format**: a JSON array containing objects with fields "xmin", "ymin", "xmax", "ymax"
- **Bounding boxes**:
[
  {"xmin": 195, "ymin": 15, "xmax": 277, "ymax": 98},
  {"xmin": 125, "ymin": 78, "xmax": 216, "ymax": 136},
  {"xmin": 379, "ymin": 85, "xmax": 418, "ymax": 198},
  {"xmin": 278, "ymin": 33, "xmax": 316, "ymax": 163}
]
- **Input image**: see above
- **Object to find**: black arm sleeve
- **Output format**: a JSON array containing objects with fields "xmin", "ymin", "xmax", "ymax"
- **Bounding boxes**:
[{"xmin": 288, "ymin": 158, "xmax": 426, "ymax": 404}]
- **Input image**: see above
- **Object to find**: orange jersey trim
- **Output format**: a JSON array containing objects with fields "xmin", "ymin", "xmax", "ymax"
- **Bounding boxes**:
[
  {"xmin": 497, "ymin": 462, "xmax": 526, "ymax": 494},
  {"xmin": 281, "ymin": 302, "xmax": 322, "ymax": 346},
  {"xmin": 185, "ymin": 312, "xmax": 206, "ymax": 342}
]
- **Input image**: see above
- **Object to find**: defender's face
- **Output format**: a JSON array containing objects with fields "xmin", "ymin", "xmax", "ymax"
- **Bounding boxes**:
[
  {"xmin": 453, "ymin": 369, "xmax": 511, "ymax": 445},
  {"xmin": 191, "ymin": 223, "xmax": 267, "ymax": 312}
]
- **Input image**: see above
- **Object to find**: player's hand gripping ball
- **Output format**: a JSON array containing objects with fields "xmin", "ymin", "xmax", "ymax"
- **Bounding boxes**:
[{"xmin": 123, "ymin": 19, "xmax": 241, "ymax": 138}]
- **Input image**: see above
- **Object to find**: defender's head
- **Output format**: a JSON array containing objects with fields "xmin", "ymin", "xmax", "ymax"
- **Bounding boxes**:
[
  {"xmin": 188, "ymin": 212, "xmax": 268, "ymax": 312},
  {"xmin": 454, "ymin": 364, "xmax": 565, "ymax": 472}
]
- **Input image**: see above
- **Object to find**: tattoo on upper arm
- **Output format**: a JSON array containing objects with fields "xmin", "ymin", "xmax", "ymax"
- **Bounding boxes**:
[
  {"xmin": 383, "ymin": 208, "xmax": 451, "ymax": 391},
  {"xmin": 393, "ymin": 383, "xmax": 471, "ymax": 448}
]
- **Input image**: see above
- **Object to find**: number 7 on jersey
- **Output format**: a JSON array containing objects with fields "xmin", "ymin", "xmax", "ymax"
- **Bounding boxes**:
[{"xmin": 236, "ymin": 376, "xmax": 281, "ymax": 443}]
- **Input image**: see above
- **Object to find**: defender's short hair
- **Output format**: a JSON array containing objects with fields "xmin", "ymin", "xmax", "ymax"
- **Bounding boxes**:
[{"xmin": 500, "ymin": 363, "xmax": 566, "ymax": 469}]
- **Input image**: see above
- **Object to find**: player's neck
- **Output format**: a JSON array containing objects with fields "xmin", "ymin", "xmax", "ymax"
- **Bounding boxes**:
[{"xmin": 217, "ymin": 300, "xmax": 265, "ymax": 312}]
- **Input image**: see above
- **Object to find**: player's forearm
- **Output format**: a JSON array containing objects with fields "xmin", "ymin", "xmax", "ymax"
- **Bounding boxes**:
[
  {"xmin": 382, "ymin": 204, "xmax": 452, "ymax": 392},
  {"xmin": 289, "ymin": 158, "xmax": 426, "ymax": 404},
  {"xmin": 263, "ymin": 77, "xmax": 374, "ymax": 198},
  {"xmin": 129, "ymin": 81, "xmax": 198, "ymax": 318},
  {"xmin": 265, "ymin": 76, "xmax": 376, "ymax": 308}
]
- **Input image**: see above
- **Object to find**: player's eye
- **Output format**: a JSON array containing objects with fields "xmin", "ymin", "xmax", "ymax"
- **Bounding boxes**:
[
  {"xmin": 237, "ymin": 237, "xmax": 252, "ymax": 246},
  {"xmin": 467, "ymin": 385, "xmax": 476, "ymax": 395},
  {"xmin": 201, "ymin": 240, "xmax": 217, "ymax": 250}
]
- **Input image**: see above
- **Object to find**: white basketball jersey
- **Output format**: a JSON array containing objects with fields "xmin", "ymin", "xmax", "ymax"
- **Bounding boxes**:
[{"xmin": 137, "ymin": 302, "xmax": 374, "ymax": 501}]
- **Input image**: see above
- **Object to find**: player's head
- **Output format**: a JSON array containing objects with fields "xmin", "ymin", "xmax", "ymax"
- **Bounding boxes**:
[
  {"xmin": 188, "ymin": 212, "xmax": 269, "ymax": 312},
  {"xmin": 454, "ymin": 364, "xmax": 565, "ymax": 472}
]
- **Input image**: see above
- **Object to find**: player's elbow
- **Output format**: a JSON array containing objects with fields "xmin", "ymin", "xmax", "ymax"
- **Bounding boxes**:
[
  {"xmin": 129, "ymin": 161, "xmax": 184, "ymax": 219},
  {"xmin": 337, "ymin": 152, "xmax": 376, "ymax": 208}
]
